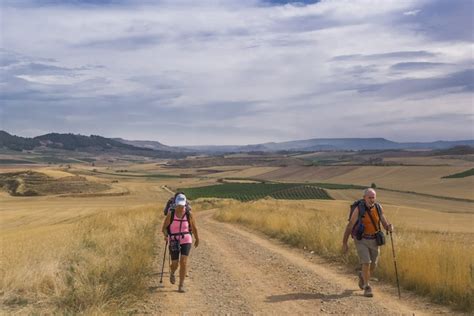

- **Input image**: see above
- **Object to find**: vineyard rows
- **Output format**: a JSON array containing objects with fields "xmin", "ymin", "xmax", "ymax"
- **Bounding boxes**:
[{"xmin": 180, "ymin": 183, "xmax": 333, "ymax": 201}]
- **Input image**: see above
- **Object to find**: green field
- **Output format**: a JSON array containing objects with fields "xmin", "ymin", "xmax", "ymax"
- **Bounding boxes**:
[
  {"xmin": 180, "ymin": 183, "xmax": 333, "ymax": 201},
  {"xmin": 442, "ymin": 168, "xmax": 474, "ymax": 179},
  {"xmin": 0, "ymin": 159, "xmax": 36, "ymax": 164}
]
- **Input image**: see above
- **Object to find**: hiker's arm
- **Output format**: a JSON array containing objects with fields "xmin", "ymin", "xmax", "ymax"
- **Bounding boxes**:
[
  {"xmin": 379, "ymin": 207, "xmax": 393, "ymax": 232},
  {"xmin": 162, "ymin": 213, "xmax": 171, "ymax": 240},
  {"xmin": 342, "ymin": 208, "xmax": 359, "ymax": 249},
  {"xmin": 190, "ymin": 215, "xmax": 199, "ymax": 247}
]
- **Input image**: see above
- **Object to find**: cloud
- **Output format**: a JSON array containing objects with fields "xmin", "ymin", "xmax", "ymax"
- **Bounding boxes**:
[
  {"xmin": 397, "ymin": 0, "xmax": 473, "ymax": 42},
  {"xmin": 357, "ymin": 69, "xmax": 474, "ymax": 97},
  {"xmin": 1, "ymin": 0, "xmax": 473, "ymax": 144},
  {"xmin": 264, "ymin": 0, "xmax": 320, "ymax": 5},
  {"xmin": 365, "ymin": 113, "xmax": 474, "ymax": 128},
  {"xmin": 75, "ymin": 34, "xmax": 162, "ymax": 50},
  {"xmin": 332, "ymin": 50, "xmax": 436, "ymax": 61},
  {"xmin": 0, "ymin": 49, "xmax": 58, "ymax": 66},
  {"xmin": 403, "ymin": 9, "xmax": 420, "ymax": 16},
  {"xmin": 0, "ymin": 0, "xmax": 159, "ymax": 8},
  {"xmin": 390, "ymin": 62, "xmax": 450, "ymax": 71}
]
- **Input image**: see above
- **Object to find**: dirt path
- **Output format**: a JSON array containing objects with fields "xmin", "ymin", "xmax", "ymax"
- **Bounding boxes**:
[{"xmin": 139, "ymin": 209, "xmax": 456, "ymax": 315}]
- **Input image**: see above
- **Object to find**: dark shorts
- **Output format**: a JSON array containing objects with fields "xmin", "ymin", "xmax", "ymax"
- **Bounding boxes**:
[{"xmin": 169, "ymin": 242, "xmax": 192, "ymax": 260}]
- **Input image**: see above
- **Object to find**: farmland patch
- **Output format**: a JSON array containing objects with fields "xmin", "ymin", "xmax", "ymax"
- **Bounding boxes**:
[
  {"xmin": 0, "ymin": 171, "xmax": 110, "ymax": 196},
  {"xmin": 179, "ymin": 183, "xmax": 332, "ymax": 201},
  {"xmin": 442, "ymin": 168, "xmax": 474, "ymax": 179}
]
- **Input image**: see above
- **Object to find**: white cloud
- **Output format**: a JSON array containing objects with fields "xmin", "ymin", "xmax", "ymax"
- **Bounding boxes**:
[
  {"xmin": 16, "ymin": 75, "xmax": 84, "ymax": 85},
  {"xmin": 403, "ymin": 9, "xmax": 421, "ymax": 16},
  {"xmin": 1, "ymin": 0, "xmax": 472, "ymax": 145}
]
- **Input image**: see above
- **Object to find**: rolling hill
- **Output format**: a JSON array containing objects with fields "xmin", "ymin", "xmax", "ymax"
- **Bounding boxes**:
[
  {"xmin": 0, "ymin": 131, "xmax": 188, "ymax": 158},
  {"xmin": 2, "ymin": 130, "xmax": 473, "ymax": 155},
  {"xmin": 184, "ymin": 138, "xmax": 474, "ymax": 153}
]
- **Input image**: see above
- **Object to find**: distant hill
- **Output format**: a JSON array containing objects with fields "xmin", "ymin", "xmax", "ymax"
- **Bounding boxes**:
[
  {"xmin": 2, "ymin": 130, "xmax": 473, "ymax": 155},
  {"xmin": 262, "ymin": 138, "xmax": 400, "ymax": 151},
  {"xmin": 431, "ymin": 145, "xmax": 474, "ymax": 155},
  {"xmin": 36, "ymin": 133, "xmax": 143, "ymax": 151},
  {"xmin": 403, "ymin": 141, "xmax": 474, "ymax": 150},
  {"xmin": 0, "ymin": 131, "xmax": 40, "ymax": 151},
  {"xmin": 113, "ymin": 138, "xmax": 193, "ymax": 152},
  {"xmin": 0, "ymin": 131, "xmax": 188, "ymax": 158},
  {"xmin": 184, "ymin": 138, "xmax": 474, "ymax": 153}
]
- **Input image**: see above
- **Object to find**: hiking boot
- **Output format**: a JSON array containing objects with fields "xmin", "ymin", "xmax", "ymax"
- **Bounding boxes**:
[
  {"xmin": 357, "ymin": 271, "xmax": 364, "ymax": 290},
  {"xmin": 364, "ymin": 285, "xmax": 373, "ymax": 297},
  {"xmin": 169, "ymin": 272, "xmax": 176, "ymax": 285},
  {"xmin": 178, "ymin": 284, "xmax": 186, "ymax": 293}
]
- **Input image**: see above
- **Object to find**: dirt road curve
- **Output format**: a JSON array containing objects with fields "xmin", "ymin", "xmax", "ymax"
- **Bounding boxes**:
[{"xmin": 139, "ymin": 210, "xmax": 454, "ymax": 315}]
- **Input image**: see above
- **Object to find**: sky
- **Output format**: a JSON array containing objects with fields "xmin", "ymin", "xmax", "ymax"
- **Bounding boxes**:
[{"xmin": 0, "ymin": 0, "xmax": 473, "ymax": 145}]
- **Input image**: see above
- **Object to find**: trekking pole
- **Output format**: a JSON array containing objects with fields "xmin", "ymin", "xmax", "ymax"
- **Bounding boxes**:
[
  {"xmin": 389, "ymin": 230, "xmax": 401, "ymax": 299},
  {"xmin": 159, "ymin": 240, "xmax": 168, "ymax": 287}
]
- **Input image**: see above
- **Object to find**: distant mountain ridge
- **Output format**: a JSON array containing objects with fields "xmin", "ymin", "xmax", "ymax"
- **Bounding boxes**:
[
  {"xmin": 184, "ymin": 138, "xmax": 474, "ymax": 152},
  {"xmin": 1, "ymin": 130, "xmax": 473, "ymax": 154},
  {"xmin": 0, "ymin": 130, "xmax": 40, "ymax": 151},
  {"xmin": 261, "ymin": 138, "xmax": 399, "ymax": 151},
  {"xmin": 0, "ymin": 131, "xmax": 187, "ymax": 158},
  {"xmin": 113, "ymin": 138, "xmax": 193, "ymax": 152},
  {"xmin": 36, "ymin": 133, "xmax": 143, "ymax": 151}
]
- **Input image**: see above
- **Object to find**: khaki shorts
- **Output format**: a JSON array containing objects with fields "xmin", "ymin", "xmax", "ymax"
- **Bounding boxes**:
[{"xmin": 354, "ymin": 238, "xmax": 380, "ymax": 265}]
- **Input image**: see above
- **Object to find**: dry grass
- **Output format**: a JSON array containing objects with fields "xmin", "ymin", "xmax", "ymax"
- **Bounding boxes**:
[
  {"xmin": 383, "ymin": 156, "xmax": 474, "ymax": 166},
  {"xmin": 1, "ymin": 206, "xmax": 159, "ymax": 314},
  {"xmin": 259, "ymin": 165, "xmax": 359, "ymax": 181},
  {"xmin": 325, "ymin": 166, "xmax": 474, "ymax": 200},
  {"xmin": 0, "ymin": 165, "xmax": 178, "ymax": 314},
  {"xmin": 205, "ymin": 167, "xmax": 280, "ymax": 179},
  {"xmin": 1, "ymin": 161, "xmax": 472, "ymax": 313},
  {"xmin": 0, "ymin": 170, "xmax": 111, "ymax": 197},
  {"xmin": 328, "ymin": 189, "xmax": 474, "ymax": 233},
  {"xmin": 259, "ymin": 165, "xmax": 474, "ymax": 200},
  {"xmin": 212, "ymin": 199, "xmax": 473, "ymax": 312},
  {"xmin": 38, "ymin": 168, "xmax": 77, "ymax": 179}
]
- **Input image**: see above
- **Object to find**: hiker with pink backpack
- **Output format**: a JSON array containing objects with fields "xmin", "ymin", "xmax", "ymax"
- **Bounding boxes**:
[{"xmin": 161, "ymin": 193, "xmax": 199, "ymax": 293}]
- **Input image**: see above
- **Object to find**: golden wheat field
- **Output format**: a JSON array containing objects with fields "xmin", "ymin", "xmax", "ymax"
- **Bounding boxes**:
[
  {"xmin": 382, "ymin": 156, "xmax": 474, "ymax": 166},
  {"xmin": 1, "ymin": 161, "xmax": 473, "ymax": 313},
  {"xmin": 322, "ymin": 166, "xmax": 474, "ymax": 199},
  {"xmin": 1, "ymin": 205, "xmax": 159, "ymax": 314},
  {"xmin": 203, "ymin": 166, "xmax": 280, "ymax": 179},
  {"xmin": 328, "ymin": 189, "xmax": 473, "ymax": 215},
  {"xmin": 212, "ymin": 198, "xmax": 474, "ymax": 311},
  {"xmin": 0, "ymin": 165, "xmax": 170, "ymax": 314},
  {"xmin": 258, "ymin": 165, "xmax": 474, "ymax": 200}
]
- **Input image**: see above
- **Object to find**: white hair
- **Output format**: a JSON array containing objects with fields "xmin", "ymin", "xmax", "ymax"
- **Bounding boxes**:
[{"xmin": 364, "ymin": 188, "xmax": 376, "ymax": 196}]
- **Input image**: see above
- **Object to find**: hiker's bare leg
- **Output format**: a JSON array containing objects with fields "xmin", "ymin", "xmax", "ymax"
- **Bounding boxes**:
[
  {"xmin": 370, "ymin": 262, "xmax": 377, "ymax": 274},
  {"xmin": 362, "ymin": 263, "xmax": 370, "ymax": 287},
  {"xmin": 170, "ymin": 259, "xmax": 179, "ymax": 274},
  {"xmin": 179, "ymin": 255, "xmax": 188, "ymax": 285},
  {"xmin": 186, "ymin": 255, "xmax": 190, "ymax": 277}
]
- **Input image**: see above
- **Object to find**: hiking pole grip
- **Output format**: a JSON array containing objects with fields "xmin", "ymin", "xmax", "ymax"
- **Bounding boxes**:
[
  {"xmin": 159, "ymin": 240, "xmax": 168, "ymax": 284},
  {"xmin": 389, "ymin": 231, "xmax": 401, "ymax": 299}
]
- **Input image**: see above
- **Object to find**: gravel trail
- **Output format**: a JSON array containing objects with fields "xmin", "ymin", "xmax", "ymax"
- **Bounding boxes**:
[{"xmin": 139, "ymin": 209, "xmax": 456, "ymax": 315}]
